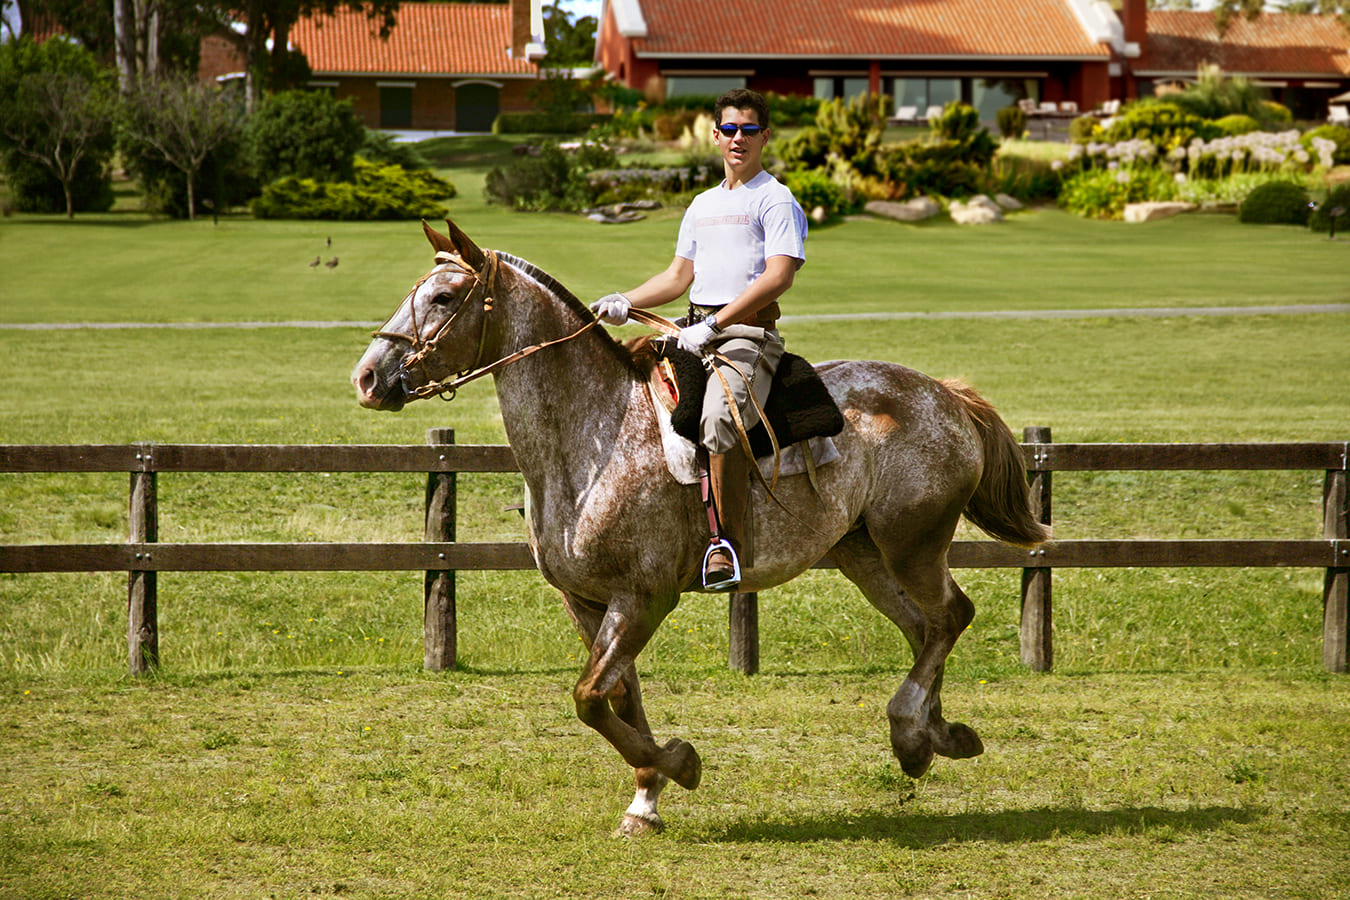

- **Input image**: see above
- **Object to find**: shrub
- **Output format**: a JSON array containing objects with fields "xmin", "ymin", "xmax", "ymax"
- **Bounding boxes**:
[
  {"xmin": 492, "ymin": 111, "xmax": 612, "ymax": 135},
  {"xmin": 3, "ymin": 154, "xmax": 113, "ymax": 214},
  {"xmin": 247, "ymin": 90, "xmax": 365, "ymax": 182},
  {"xmin": 1213, "ymin": 114, "xmax": 1260, "ymax": 136},
  {"xmin": 990, "ymin": 154, "xmax": 1061, "ymax": 202},
  {"xmin": 358, "ymin": 130, "xmax": 431, "ymax": 170},
  {"xmin": 995, "ymin": 105, "xmax": 1026, "ymax": 139},
  {"xmin": 1059, "ymin": 167, "xmax": 1177, "ymax": 219},
  {"xmin": 1309, "ymin": 183, "xmax": 1350, "ymax": 233},
  {"xmin": 589, "ymin": 163, "xmax": 717, "ymax": 205},
  {"xmin": 779, "ymin": 93, "xmax": 888, "ymax": 175},
  {"xmin": 483, "ymin": 141, "xmax": 616, "ymax": 210},
  {"xmin": 1068, "ymin": 114, "xmax": 1099, "ymax": 144},
  {"xmin": 784, "ymin": 168, "xmax": 847, "ymax": 217},
  {"xmin": 1303, "ymin": 125, "xmax": 1350, "ymax": 166},
  {"xmin": 1101, "ymin": 101, "xmax": 1217, "ymax": 152},
  {"xmin": 251, "ymin": 158, "xmax": 455, "ymax": 220},
  {"xmin": 128, "ymin": 138, "xmax": 254, "ymax": 218},
  {"xmin": 1236, "ymin": 180, "xmax": 1310, "ymax": 225}
]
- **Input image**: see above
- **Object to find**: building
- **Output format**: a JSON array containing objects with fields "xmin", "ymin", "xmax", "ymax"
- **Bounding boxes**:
[
  {"xmin": 1123, "ymin": 1, "xmax": 1350, "ymax": 120},
  {"xmin": 199, "ymin": 1, "xmax": 547, "ymax": 132},
  {"xmin": 595, "ymin": 0, "xmax": 1350, "ymax": 119}
]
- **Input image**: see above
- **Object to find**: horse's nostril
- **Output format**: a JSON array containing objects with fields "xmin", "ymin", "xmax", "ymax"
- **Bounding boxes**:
[{"xmin": 356, "ymin": 365, "xmax": 378, "ymax": 397}]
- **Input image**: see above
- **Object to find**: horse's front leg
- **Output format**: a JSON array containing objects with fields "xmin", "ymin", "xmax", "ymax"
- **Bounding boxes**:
[{"xmin": 562, "ymin": 593, "xmax": 700, "ymax": 834}]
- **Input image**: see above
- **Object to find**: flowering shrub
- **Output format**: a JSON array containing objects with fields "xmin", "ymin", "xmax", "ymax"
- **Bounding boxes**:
[{"xmin": 587, "ymin": 164, "xmax": 717, "ymax": 205}]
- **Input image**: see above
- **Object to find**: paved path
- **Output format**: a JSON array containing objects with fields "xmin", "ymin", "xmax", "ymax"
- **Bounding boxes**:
[{"xmin": 2, "ymin": 303, "xmax": 1347, "ymax": 331}]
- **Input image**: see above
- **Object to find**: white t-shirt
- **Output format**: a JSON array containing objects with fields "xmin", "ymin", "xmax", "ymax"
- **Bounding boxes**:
[{"xmin": 675, "ymin": 170, "xmax": 807, "ymax": 308}]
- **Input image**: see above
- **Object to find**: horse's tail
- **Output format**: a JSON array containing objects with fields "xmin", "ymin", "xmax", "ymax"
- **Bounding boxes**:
[{"xmin": 942, "ymin": 379, "xmax": 1052, "ymax": 549}]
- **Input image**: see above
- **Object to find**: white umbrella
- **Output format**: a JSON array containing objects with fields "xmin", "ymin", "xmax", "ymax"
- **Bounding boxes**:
[{"xmin": 1330, "ymin": 89, "xmax": 1350, "ymax": 102}]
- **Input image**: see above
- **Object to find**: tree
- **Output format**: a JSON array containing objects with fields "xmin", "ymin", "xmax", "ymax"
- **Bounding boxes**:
[
  {"xmin": 0, "ymin": 36, "xmax": 117, "ymax": 218},
  {"xmin": 542, "ymin": 3, "xmax": 596, "ymax": 66},
  {"xmin": 119, "ymin": 75, "xmax": 246, "ymax": 219},
  {"xmin": 247, "ymin": 88, "xmax": 365, "ymax": 183}
]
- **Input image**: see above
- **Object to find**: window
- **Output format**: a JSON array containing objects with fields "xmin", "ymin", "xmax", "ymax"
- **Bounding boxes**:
[
  {"xmin": 814, "ymin": 76, "xmax": 871, "ymax": 101},
  {"xmin": 891, "ymin": 77, "xmax": 960, "ymax": 114},
  {"xmin": 971, "ymin": 78, "xmax": 1038, "ymax": 120},
  {"xmin": 665, "ymin": 75, "xmax": 746, "ymax": 98}
]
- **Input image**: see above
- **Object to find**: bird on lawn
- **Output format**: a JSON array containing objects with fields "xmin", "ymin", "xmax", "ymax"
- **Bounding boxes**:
[
  {"xmin": 326, "ymin": 236, "xmax": 332, "ymax": 248},
  {"xmin": 326, "ymin": 256, "xmax": 339, "ymax": 269},
  {"xmin": 309, "ymin": 255, "xmax": 321, "ymax": 269}
]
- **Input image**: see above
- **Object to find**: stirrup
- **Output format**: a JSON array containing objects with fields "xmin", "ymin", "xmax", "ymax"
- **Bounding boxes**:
[{"xmin": 701, "ymin": 538, "xmax": 742, "ymax": 591}]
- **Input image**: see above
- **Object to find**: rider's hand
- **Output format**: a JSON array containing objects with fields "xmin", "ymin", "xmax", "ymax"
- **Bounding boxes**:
[
  {"xmin": 589, "ymin": 293, "xmax": 631, "ymax": 326},
  {"xmin": 677, "ymin": 320, "xmax": 718, "ymax": 355}
]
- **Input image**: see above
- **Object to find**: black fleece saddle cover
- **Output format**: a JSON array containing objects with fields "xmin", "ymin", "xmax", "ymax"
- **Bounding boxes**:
[{"xmin": 655, "ymin": 340, "xmax": 845, "ymax": 459}]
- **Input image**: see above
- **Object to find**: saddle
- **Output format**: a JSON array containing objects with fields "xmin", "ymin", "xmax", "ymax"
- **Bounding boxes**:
[{"xmin": 634, "ymin": 337, "xmax": 845, "ymax": 459}]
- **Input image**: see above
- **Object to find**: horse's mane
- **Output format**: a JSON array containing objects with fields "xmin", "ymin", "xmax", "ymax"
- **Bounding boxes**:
[{"xmin": 495, "ymin": 251, "xmax": 644, "ymax": 376}]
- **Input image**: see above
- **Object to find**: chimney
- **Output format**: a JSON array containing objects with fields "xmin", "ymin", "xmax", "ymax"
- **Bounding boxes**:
[
  {"xmin": 511, "ymin": 0, "xmax": 546, "ymax": 61},
  {"xmin": 1121, "ymin": 0, "xmax": 1147, "ymax": 46}
]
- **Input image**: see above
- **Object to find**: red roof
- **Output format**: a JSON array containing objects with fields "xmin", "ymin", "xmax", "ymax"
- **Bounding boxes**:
[
  {"xmin": 291, "ymin": 3, "xmax": 538, "ymax": 77},
  {"xmin": 1135, "ymin": 11, "xmax": 1350, "ymax": 77},
  {"xmin": 630, "ymin": 0, "xmax": 1110, "ymax": 60}
]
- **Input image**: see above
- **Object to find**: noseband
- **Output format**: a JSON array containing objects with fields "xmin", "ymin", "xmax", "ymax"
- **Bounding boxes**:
[{"xmin": 372, "ymin": 249, "xmax": 600, "ymax": 402}]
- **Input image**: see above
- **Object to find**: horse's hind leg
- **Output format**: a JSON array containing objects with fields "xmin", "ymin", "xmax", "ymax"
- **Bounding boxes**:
[
  {"xmin": 562, "ymin": 592, "xmax": 692, "ymax": 835},
  {"xmin": 831, "ymin": 530, "xmax": 984, "ymax": 778}
]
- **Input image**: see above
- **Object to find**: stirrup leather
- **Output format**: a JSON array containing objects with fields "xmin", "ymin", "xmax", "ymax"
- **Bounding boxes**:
[{"xmin": 701, "ymin": 539, "xmax": 742, "ymax": 591}]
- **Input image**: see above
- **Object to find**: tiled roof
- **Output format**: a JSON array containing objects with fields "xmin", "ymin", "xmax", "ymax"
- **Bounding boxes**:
[
  {"xmin": 1135, "ymin": 11, "xmax": 1350, "ymax": 76},
  {"xmin": 290, "ymin": 3, "xmax": 538, "ymax": 76},
  {"xmin": 630, "ymin": 0, "xmax": 1110, "ymax": 60}
]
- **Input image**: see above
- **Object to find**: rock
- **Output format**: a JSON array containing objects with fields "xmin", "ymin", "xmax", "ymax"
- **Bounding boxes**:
[
  {"xmin": 968, "ymin": 194, "xmax": 1002, "ymax": 213},
  {"xmin": 1123, "ymin": 201, "xmax": 1195, "ymax": 223},
  {"xmin": 865, "ymin": 197, "xmax": 940, "ymax": 222},
  {"xmin": 810, "ymin": 205, "xmax": 828, "ymax": 225},
  {"xmin": 995, "ymin": 193, "xmax": 1024, "ymax": 211},
  {"xmin": 949, "ymin": 199, "xmax": 1003, "ymax": 225}
]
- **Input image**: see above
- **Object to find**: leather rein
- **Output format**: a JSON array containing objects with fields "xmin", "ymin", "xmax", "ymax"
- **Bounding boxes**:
[{"xmin": 372, "ymin": 249, "xmax": 601, "ymax": 402}]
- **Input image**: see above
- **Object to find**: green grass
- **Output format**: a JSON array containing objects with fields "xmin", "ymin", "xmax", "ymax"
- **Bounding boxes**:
[{"xmin": 0, "ymin": 135, "xmax": 1348, "ymax": 898}]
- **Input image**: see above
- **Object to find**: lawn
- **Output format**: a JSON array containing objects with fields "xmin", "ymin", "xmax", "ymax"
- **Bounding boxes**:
[{"xmin": 0, "ymin": 137, "xmax": 1348, "ymax": 899}]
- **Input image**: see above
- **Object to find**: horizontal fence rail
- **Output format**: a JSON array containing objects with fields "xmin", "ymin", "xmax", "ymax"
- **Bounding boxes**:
[{"xmin": 1, "ymin": 433, "xmax": 1346, "ymax": 675}]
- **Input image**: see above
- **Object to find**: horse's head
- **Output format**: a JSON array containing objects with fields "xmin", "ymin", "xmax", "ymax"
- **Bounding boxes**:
[{"xmin": 352, "ymin": 219, "xmax": 499, "ymax": 411}]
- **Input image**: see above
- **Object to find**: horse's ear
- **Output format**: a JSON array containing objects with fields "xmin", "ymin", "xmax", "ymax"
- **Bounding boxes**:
[
  {"xmin": 422, "ymin": 219, "xmax": 456, "ymax": 257},
  {"xmin": 443, "ymin": 217, "xmax": 487, "ymax": 273}
]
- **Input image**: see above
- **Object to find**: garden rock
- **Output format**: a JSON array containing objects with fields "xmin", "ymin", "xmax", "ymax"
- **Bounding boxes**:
[
  {"xmin": 583, "ymin": 201, "xmax": 660, "ymax": 224},
  {"xmin": 950, "ymin": 197, "xmax": 1003, "ymax": 225},
  {"xmin": 1123, "ymin": 202, "xmax": 1195, "ymax": 223},
  {"xmin": 995, "ymin": 193, "xmax": 1024, "ymax": 211},
  {"xmin": 865, "ymin": 197, "xmax": 940, "ymax": 222}
]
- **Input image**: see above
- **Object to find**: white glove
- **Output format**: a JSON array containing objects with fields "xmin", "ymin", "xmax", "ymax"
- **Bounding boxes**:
[
  {"xmin": 677, "ymin": 320, "xmax": 718, "ymax": 355},
  {"xmin": 589, "ymin": 292, "xmax": 631, "ymax": 325}
]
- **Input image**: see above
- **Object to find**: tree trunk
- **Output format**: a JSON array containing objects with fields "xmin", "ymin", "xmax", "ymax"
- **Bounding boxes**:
[
  {"xmin": 185, "ymin": 170, "xmax": 196, "ymax": 221},
  {"xmin": 113, "ymin": 0, "xmax": 135, "ymax": 91},
  {"xmin": 64, "ymin": 182, "xmax": 74, "ymax": 219}
]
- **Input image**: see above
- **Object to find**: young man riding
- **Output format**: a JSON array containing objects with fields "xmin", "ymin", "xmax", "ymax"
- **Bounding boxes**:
[{"xmin": 591, "ymin": 88, "xmax": 809, "ymax": 591}]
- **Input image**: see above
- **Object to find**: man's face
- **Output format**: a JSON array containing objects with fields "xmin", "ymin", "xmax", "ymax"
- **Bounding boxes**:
[{"xmin": 715, "ymin": 106, "xmax": 768, "ymax": 176}]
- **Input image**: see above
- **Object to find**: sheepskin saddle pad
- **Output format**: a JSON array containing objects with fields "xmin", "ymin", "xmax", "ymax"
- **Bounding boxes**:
[{"xmin": 632, "ymin": 337, "xmax": 845, "ymax": 459}]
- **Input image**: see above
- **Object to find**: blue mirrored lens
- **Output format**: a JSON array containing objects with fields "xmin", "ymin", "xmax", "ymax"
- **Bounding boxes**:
[{"xmin": 717, "ymin": 124, "xmax": 762, "ymax": 137}]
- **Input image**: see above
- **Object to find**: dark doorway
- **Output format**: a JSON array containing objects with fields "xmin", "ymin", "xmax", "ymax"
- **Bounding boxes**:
[{"xmin": 456, "ymin": 83, "xmax": 499, "ymax": 132}]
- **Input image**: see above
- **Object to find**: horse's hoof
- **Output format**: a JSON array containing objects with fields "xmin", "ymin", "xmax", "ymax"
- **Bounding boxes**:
[
  {"xmin": 662, "ymin": 738, "xmax": 702, "ymax": 790},
  {"xmin": 891, "ymin": 727, "xmax": 933, "ymax": 779},
  {"xmin": 935, "ymin": 721, "xmax": 984, "ymax": 760},
  {"xmin": 614, "ymin": 813, "xmax": 664, "ymax": 837}
]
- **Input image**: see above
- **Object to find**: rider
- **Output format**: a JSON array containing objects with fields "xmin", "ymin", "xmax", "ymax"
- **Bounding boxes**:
[{"xmin": 591, "ymin": 88, "xmax": 808, "ymax": 590}]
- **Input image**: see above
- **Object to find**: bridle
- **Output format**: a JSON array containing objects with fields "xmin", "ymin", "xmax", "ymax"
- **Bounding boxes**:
[{"xmin": 372, "ymin": 248, "xmax": 600, "ymax": 402}]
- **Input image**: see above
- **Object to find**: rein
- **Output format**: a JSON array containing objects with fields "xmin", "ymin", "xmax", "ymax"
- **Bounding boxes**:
[{"xmin": 373, "ymin": 249, "xmax": 601, "ymax": 402}]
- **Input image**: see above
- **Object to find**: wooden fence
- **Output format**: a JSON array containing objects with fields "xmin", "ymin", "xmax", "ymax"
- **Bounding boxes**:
[{"xmin": 1, "ymin": 429, "xmax": 1346, "ymax": 675}]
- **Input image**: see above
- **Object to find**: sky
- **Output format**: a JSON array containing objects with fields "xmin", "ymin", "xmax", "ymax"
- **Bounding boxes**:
[{"xmin": 556, "ymin": 0, "xmax": 604, "ymax": 23}]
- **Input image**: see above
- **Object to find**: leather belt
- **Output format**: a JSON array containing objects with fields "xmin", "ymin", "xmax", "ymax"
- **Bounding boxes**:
[{"xmin": 689, "ymin": 301, "xmax": 780, "ymax": 330}]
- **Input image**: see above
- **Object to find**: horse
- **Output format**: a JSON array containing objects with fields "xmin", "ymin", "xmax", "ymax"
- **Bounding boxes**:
[{"xmin": 351, "ymin": 219, "xmax": 1050, "ymax": 835}]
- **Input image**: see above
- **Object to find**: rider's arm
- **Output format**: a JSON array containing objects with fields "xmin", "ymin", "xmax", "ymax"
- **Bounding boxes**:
[
  {"xmin": 623, "ymin": 256, "xmax": 694, "ymax": 310},
  {"xmin": 707, "ymin": 254, "xmax": 799, "ymax": 330}
]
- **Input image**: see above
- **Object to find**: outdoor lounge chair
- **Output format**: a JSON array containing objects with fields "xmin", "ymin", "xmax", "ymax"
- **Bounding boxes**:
[{"xmin": 1330, "ymin": 105, "xmax": 1350, "ymax": 125}]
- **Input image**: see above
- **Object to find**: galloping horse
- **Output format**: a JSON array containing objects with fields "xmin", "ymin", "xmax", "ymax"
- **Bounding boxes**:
[{"xmin": 352, "ymin": 219, "xmax": 1050, "ymax": 835}]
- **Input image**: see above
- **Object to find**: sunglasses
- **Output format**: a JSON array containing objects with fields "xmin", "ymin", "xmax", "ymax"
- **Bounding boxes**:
[{"xmin": 716, "ymin": 123, "xmax": 764, "ymax": 138}]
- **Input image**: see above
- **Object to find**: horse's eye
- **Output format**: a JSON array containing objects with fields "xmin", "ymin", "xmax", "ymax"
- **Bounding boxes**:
[{"xmin": 431, "ymin": 292, "xmax": 454, "ymax": 306}]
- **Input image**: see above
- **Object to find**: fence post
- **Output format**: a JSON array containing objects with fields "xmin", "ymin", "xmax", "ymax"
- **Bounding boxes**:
[
  {"xmin": 729, "ymin": 592, "xmax": 759, "ymax": 675},
  {"xmin": 128, "ymin": 442, "xmax": 158, "ymax": 674},
  {"xmin": 425, "ymin": 428, "xmax": 457, "ymax": 671},
  {"xmin": 1324, "ymin": 461, "xmax": 1348, "ymax": 673},
  {"xmin": 1020, "ymin": 426, "xmax": 1053, "ymax": 672}
]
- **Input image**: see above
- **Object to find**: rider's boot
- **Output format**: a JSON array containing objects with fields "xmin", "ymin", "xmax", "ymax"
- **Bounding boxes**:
[{"xmin": 705, "ymin": 450, "xmax": 750, "ymax": 590}]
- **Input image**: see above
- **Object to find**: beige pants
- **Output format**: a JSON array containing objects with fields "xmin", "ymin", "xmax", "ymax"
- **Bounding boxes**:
[{"xmin": 699, "ymin": 324, "xmax": 784, "ymax": 454}]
